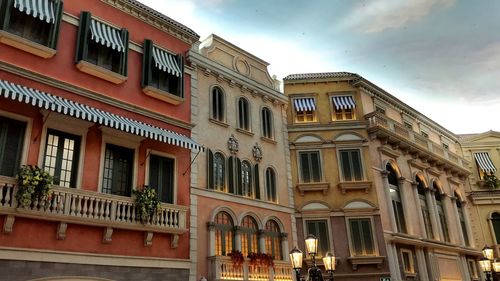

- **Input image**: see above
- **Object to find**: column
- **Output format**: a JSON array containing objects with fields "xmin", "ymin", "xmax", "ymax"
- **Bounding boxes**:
[
  {"xmin": 398, "ymin": 176, "xmax": 413, "ymax": 235},
  {"xmin": 258, "ymin": 230, "xmax": 266, "ymax": 254},
  {"xmin": 415, "ymin": 247, "xmax": 430, "ymax": 281},
  {"xmin": 412, "ymin": 183, "xmax": 426, "ymax": 238},
  {"xmin": 281, "ymin": 232, "xmax": 289, "ymax": 262},
  {"xmin": 381, "ymin": 170, "xmax": 398, "ymax": 233},
  {"xmin": 234, "ymin": 226, "xmax": 242, "ymax": 251},
  {"xmin": 461, "ymin": 202, "xmax": 475, "ymax": 248},
  {"xmin": 451, "ymin": 196, "xmax": 465, "ymax": 246},
  {"xmin": 426, "ymin": 189, "xmax": 441, "ymax": 240},
  {"xmin": 207, "ymin": 222, "xmax": 216, "ymax": 256},
  {"xmin": 385, "ymin": 241, "xmax": 402, "ymax": 281}
]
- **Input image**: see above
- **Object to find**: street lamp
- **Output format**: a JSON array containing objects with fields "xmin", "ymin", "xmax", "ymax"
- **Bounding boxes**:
[
  {"xmin": 480, "ymin": 257, "xmax": 492, "ymax": 281},
  {"xmin": 480, "ymin": 245, "xmax": 500, "ymax": 281},
  {"xmin": 484, "ymin": 246, "xmax": 494, "ymax": 260},
  {"xmin": 289, "ymin": 235, "xmax": 335, "ymax": 281}
]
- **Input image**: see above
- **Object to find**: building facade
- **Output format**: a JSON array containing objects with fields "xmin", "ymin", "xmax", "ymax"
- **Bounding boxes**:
[
  {"xmin": 0, "ymin": 0, "xmax": 202, "ymax": 280},
  {"xmin": 188, "ymin": 34, "xmax": 295, "ymax": 281},
  {"xmin": 284, "ymin": 72, "xmax": 480, "ymax": 281}
]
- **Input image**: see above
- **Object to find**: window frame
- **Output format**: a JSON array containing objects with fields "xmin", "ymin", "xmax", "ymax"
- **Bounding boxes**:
[
  {"xmin": 467, "ymin": 259, "xmax": 479, "ymax": 280},
  {"xmin": 210, "ymin": 86, "xmax": 226, "ymax": 124},
  {"xmin": 265, "ymin": 167, "xmax": 277, "ymax": 203},
  {"xmin": 303, "ymin": 218, "xmax": 332, "ymax": 258},
  {"xmin": 292, "ymin": 96, "xmax": 317, "ymax": 123},
  {"xmin": 297, "ymin": 150, "xmax": 323, "ymax": 183},
  {"xmin": 400, "ymin": 248, "xmax": 416, "ymax": 275},
  {"xmin": 416, "ymin": 176, "xmax": 434, "ymax": 239},
  {"xmin": 214, "ymin": 211, "xmax": 235, "ymax": 256},
  {"xmin": 237, "ymin": 97, "xmax": 251, "ymax": 131},
  {"xmin": 433, "ymin": 187, "xmax": 450, "ymax": 242},
  {"xmin": 329, "ymin": 94, "xmax": 357, "ymax": 121},
  {"xmin": 387, "ymin": 163, "xmax": 407, "ymax": 233},
  {"xmin": 345, "ymin": 216, "xmax": 379, "ymax": 257},
  {"xmin": 264, "ymin": 220, "xmax": 283, "ymax": 260},
  {"xmin": 0, "ymin": 112, "xmax": 30, "ymax": 177},
  {"xmin": 146, "ymin": 150, "xmax": 177, "ymax": 204},
  {"xmin": 261, "ymin": 106, "xmax": 273, "ymax": 139},
  {"xmin": 240, "ymin": 215, "xmax": 259, "ymax": 257},
  {"xmin": 337, "ymin": 148, "xmax": 365, "ymax": 182},
  {"xmin": 240, "ymin": 160, "xmax": 253, "ymax": 198}
]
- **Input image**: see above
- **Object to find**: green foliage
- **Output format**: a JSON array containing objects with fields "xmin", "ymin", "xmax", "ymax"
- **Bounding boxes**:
[
  {"xmin": 16, "ymin": 165, "xmax": 53, "ymax": 208},
  {"xmin": 484, "ymin": 174, "xmax": 500, "ymax": 189},
  {"xmin": 133, "ymin": 185, "xmax": 161, "ymax": 224}
]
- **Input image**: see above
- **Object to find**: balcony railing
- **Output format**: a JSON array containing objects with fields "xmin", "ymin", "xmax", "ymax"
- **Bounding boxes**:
[
  {"xmin": 365, "ymin": 111, "xmax": 468, "ymax": 173},
  {"xmin": 0, "ymin": 176, "xmax": 187, "ymax": 235},
  {"xmin": 209, "ymin": 256, "xmax": 293, "ymax": 281}
]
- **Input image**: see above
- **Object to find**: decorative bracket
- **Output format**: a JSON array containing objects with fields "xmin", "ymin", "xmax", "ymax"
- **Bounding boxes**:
[
  {"xmin": 3, "ymin": 215, "xmax": 15, "ymax": 234},
  {"xmin": 103, "ymin": 227, "xmax": 113, "ymax": 244},
  {"xmin": 144, "ymin": 231, "xmax": 154, "ymax": 247},
  {"xmin": 56, "ymin": 222, "xmax": 67, "ymax": 240}
]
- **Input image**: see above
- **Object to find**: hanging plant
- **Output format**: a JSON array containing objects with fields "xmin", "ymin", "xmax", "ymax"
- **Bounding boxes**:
[
  {"xmin": 484, "ymin": 174, "xmax": 500, "ymax": 189},
  {"xmin": 248, "ymin": 252, "xmax": 274, "ymax": 268},
  {"xmin": 133, "ymin": 185, "xmax": 161, "ymax": 224},
  {"xmin": 228, "ymin": 250, "xmax": 244, "ymax": 268},
  {"xmin": 16, "ymin": 165, "xmax": 53, "ymax": 208}
]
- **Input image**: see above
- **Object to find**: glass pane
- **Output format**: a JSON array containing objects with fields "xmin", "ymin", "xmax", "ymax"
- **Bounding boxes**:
[
  {"xmin": 310, "ymin": 152, "xmax": 321, "ymax": 182},
  {"xmin": 341, "ymin": 151, "xmax": 352, "ymax": 181},
  {"xmin": 361, "ymin": 219, "xmax": 374, "ymax": 255},
  {"xmin": 300, "ymin": 153, "xmax": 311, "ymax": 182},
  {"xmin": 351, "ymin": 150, "xmax": 363, "ymax": 180},
  {"xmin": 349, "ymin": 220, "xmax": 362, "ymax": 255}
]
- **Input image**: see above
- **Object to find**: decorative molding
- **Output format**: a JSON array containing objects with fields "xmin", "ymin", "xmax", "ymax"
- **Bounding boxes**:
[
  {"xmin": 347, "ymin": 256, "xmax": 385, "ymax": 270},
  {"xmin": 76, "ymin": 60, "xmax": 127, "ymax": 84},
  {"xmin": 171, "ymin": 234, "xmax": 179, "ymax": 248},
  {"xmin": 408, "ymin": 159, "xmax": 429, "ymax": 171},
  {"xmin": 296, "ymin": 182, "xmax": 330, "ymax": 196},
  {"xmin": 252, "ymin": 143, "xmax": 263, "ymax": 162},
  {"xmin": 378, "ymin": 145, "xmax": 400, "ymax": 159},
  {"xmin": 227, "ymin": 134, "xmax": 239, "ymax": 154},
  {"xmin": 103, "ymin": 227, "xmax": 113, "ymax": 244},
  {"xmin": 338, "ymin": 181, "xmax": 372, "ymax": 194},
  {"xmin": 0, "ymin": 30, "xmax": 56, "ymax": 58},
  {"xmin": 142, "ymin": 86, "xmax": 184, "ymax": 105},
  {"xmin": 57, "ymin": 222, "xmax": 67, "ymax": 240},
  {"xmin": 144, "ymin": 232, "xmax": 154, "ymax": 247},
  {"xmin": 2, "ymin": 215, "xmax": 15, "ymax": 234}
]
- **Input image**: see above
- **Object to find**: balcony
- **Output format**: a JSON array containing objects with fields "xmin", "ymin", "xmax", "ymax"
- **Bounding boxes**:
[
  {"xmin": 209, "ymin": 256, "xmax": 293, "ymax": 281},
  {"xmin": 0, "ymin": 176, "xmax": 187, "ymax": 246},
  {"xmin": 365, "ymin": 112, "xmax": 469, "ymax": 178}
]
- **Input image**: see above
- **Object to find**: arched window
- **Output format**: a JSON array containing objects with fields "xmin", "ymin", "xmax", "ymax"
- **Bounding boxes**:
[
  {"xmin": 211, "ymin": 87, "xmax": 224, "ymax": 122},
  {"xmin": 241, "ymin": 216, "xmax": 258, "ymax": 257},
  {"xmin": 213, "ymin": 152, "xmax": 225, "ymax": 191},
  {"xmin": 492, "ymin": 212, "xmax": 500, "ymax": 244},
  {"xmin": 238, "ymin": 98, "xmax": 250, "ymax": 130},
  {"xmin": 215, "ymin": 212, "xmax": 234, "ymax": 256},
  {"xmin": 241, "ymin": 161, "xmax": 252, "ymax": 197},
  {"xmin": 265, "ymin": 168, "xmax": 277, "ymax": 202},
  {"xmin": 261, "ymin": 107, "xmax": 273, "ymax": 139},
  {"xmin": 417, "ymin": 176, "xmax": 433, "ymax": 239},
  {"xmin": 265, "ymin": 220, "xmax": 282, "ymax": 260},
  {"xmin": 455, "ymin": 193, "xmax": 470, "ymax": 246},
  {"xmin": 434, "ymin": 183, "xmax": 450, "ymax": 242},
  {"xmin": 387, "ymin": 163, "xmax": 406, "ymax": 233}
]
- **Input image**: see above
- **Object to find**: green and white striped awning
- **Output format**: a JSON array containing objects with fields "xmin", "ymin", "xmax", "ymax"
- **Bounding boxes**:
[
  {"xmin": 474, "ymin": 152, "xmax": 497, "ymax": 173},
  {"xmin": 90, "ymin": 18, "xmax": 126, "ymax": 52},
  {"xmin": 14, "ymin": 0, "xmax": 55, "ymax": 24},
  {"xmin": 0, "ymin": 80, "xmax": 203, "ymax": 151},
  {"xmin": 152, "ymin": 46, "xmax": 182, "ymax": 77}
]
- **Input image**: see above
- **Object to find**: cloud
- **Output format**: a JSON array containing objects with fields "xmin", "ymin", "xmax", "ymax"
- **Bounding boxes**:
[{"xmin": 340, "ymin": 0, "xmax": 455, "ymax": 33}]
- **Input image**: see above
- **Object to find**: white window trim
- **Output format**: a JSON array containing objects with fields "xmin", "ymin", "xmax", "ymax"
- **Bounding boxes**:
[
  {"xmin": 344, "ymin": 216, "xmax": 380, "ymax": 257},
  {"xmin": 144, "ymin": 149, "xmax": 178, "ymax": 204},
  {"xmin": 296, "ymin": 149, "xmax": 324, "ymax": 183},
  {"xmin": 0, "ymin": 109, "xmax": 32, "ymax": 170},
  {"xmin": 302, "ymin": 217, "xmax": 334, "ymax": 258},
  {"xmin": 336, "ymin": 147, "xmax": 366, "ymax": 182}
]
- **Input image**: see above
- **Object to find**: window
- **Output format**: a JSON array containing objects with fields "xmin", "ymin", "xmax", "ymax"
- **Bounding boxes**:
[
  {"xmin": 403, "ymin": 122, "xmax": 413, "ymax": 130},
  {"xmin": 387, "ymin": 163, "xmax": 406, "ymax": 233},
  {"xmin": 442, "ymin": 143, "xmax": 449, "ymax": 150},
  {"xmin": 421, "ymin": 131, "xmax": 429, "ymax": 138},
  {"xmin": 42, "ymin": 129, "xmax": 80, "ymax": 188},
  {"xmin": 211, "ymin": 87, "xmax": 225, "ymax": 122},
  {"xmin": 0, "ymin": 0, "xmax": 63, "ymax": 56},
  {"xmin": 0, "ymin": 116, "xmax": 26, "ymax": 177},
  {"xmin": 261, "ymin": 107, "xmax": 273, "ymax": 138},
  {"xmin": 348, "ymin": 218, "xmax": 375, "ymax": 256},
  {"xmin": 293, "ymin": 97, "xmax": 316, "ymax": 123},
  {"xmin": 467, "ymin": 259, "xmax": 479, "ymax": 279},
  {"xmin": 265, "ymin": 220, "xmax": 282, "ymax": 260},
  {"xmin": 102, "ymin": 144, "xmax": 134, "ymax": 196},
  {"xmin": 375, "ymin": 106, "xmax": 386, "ymax": 114},
  {"xmin": 339, "ymin": 149, "xmax": 363, "ymax": 181},
  {"xmin": 492, "ymin": 212, "xmax": 500, "ymax": 244},
  {"xmin": 298, "ymin": 151, "xmax": 322, "ymax": 183},
  {"xmin": 208, "ymin": 151, "xmax": 225, "ymax": 191},
  {"xmin": 305, "ymin": 220, "xmax": 330, "ymax": 257},
  {"xmin": 417, "ymin": 176, "xmax": 433, "ymax": 239},
  {"xmin": 142, "ymin": 40, "xmax": 184, "ymax": 103},
  {"xmin": 400, "ymin": 249, "xmax": 415, "ymax": 274},
  {"xmin": 240, "ymin": 160, "xmax": 252, "ymax": 197},
  {"xmin": 456, "ymin": 194, "xmax": 470, "ymax": 246},
  {"xmin": 331, "ymin": 95, "xmax": 356, "ymax": 121},
  {"xmin": 215, "ymin": 211, "xmax": 234, "ymax": 256},
  {"xmin": 434, "ymin": 186, "xmax": 450, "ymax": 242},
  {"xmin": 265, "ymin": 168, "xmax": 277, "ymax": 202},
  {"xmin": 149, "ymin": 154, "xmax": 174, "ymax": 203},
  {"xmin": 238, "ymin": 98, "xmax": 250, "ymax": 130},
  {"xmin": 75, "ymin": 12, "xmax": 128, "ymax": 80},
  {"xmin": 241, "ymin": 216, "xmax": 258, "ymax": 257}
]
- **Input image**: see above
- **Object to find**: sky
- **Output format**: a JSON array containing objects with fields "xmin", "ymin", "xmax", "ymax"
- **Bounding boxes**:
[{"xmin": 139, "ymin": 0, "xmax": 500, "ymax": 134}]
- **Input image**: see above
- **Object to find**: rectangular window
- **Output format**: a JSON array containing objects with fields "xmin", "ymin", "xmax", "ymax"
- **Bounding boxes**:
[
  {"xmin": 293, "ymin": 98, "xmax": 316, "ymax": 123},
  {"xmin": 305, "ymin": 220, "xmax": 330, "ymax": 257},
  {"xmin": 102, "ymin": 144, "xmax": 133, "ymax": 196},
  {"xmin": 43, "ymin": 129, "xmax": 80, "ymax": 188},
  {"xmin": 331, "ymin": 95, "xmax": 356, "ymax": 121},
  {"xmin": 298, "ymin": 151, "xmax": 322, "ymax": 183},
  {"xmin": 348, "ymin": 218, "xmax": 375, "ymax": 256},
  {"xmin": 400, "ymin": 249, "xmax": 415, "ymax": 274},
  {"xmin": 149, "ymin": 154, "xmax": 174, "ymax": 203},
  {"xmin": 403, "ymin": 122, "xmax": 413, "ymax": 130},
  {"xmin": 468, "ymin": 259, "xmax": 479, "ymax": 279},
  {"xmin": 421, "ymin": 131, "xmax": 429, "ymax": 138},
  {"xmin": 339, "ymin": 149, "xmax": 363, "ymax": 181},
  {"xmin": 0, "ymin": 116, "xmax": 26, "ymax": 177}
]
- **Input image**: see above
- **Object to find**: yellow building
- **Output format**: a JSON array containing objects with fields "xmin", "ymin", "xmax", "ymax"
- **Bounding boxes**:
[{"xmin": 284, "ymin": 72, "xmax": 480, "ymax": 281}]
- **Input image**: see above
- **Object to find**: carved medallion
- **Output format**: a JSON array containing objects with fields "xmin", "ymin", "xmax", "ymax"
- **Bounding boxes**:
[
  {"xmin": 228, "ymin": 134, "xmax": 239, "ymax": 154},
  {"xmin": 252, "ymin": 143, "xmax": 263, "ymax": 162}
]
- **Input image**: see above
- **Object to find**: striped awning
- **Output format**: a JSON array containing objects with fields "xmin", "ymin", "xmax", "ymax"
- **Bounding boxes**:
[
  {"xmin": 332, "ymin": 96, "xmax": 356, "ymax": 110},
  {"xmin": 0, "ymin": 80, "xmax": 203, "ymax": 152},
  {"xmin": 90, "ymin": 19, "xmax": 125, "ymax": 52},
  {"xmin": 14, "ymin": 0, "xmax": 55, "ymax": 24},
  {"xmin": 474, "ymin": 152, "xmax": 497, "ymax": 173},
  {"xmin": 152, "ymin": 46, "xmax": 182, "ymax": 77},
  {"xmin": 293, "ymin": 98, "xmax": 316, "ymax": 112}
]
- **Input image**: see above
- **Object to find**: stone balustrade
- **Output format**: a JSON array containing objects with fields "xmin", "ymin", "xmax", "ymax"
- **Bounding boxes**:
[{"xmin": 209, "ymin": 256, "xmax": 293, "ymax": 281}]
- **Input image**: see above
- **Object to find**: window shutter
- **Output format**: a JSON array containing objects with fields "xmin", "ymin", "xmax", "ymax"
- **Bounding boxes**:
[
  {"xmin": 141, "ymin": 39, "xmax": 153, "ymax": 88},
  {"xmin": 48, "ymin": 0, "xmax": 64, "ymax": 49},
  {"xmin": 149, "ymin": 154, "xmax": 159, "ymax": 193},
  {"xmin": 340, "ymin": 151, "xmax": 352, "ymax": 181},
  {"xmin": 0, "ymin": 0, "xmax": 13, "ymax": 30},
  {"xmin": 161, "ymin": 157, "xmax": 174, "ymax": 203},
  {"xmin": 236, "ymin": 158, "xmax": 242, "ymax": 195},
  {"xmin": 177, "ymin": 54, "xmax": 184, "ymax": 98},
  {"xmin": 119, "ymin": 28, "xmax": 129, "ymax": 76},
  {"xmin": 207, "ymin": 149, "xmax": 214, "ymax": 189},
  {"xmin": 228, "ymin": 156, "xmax": 234, "ymax": 194},
  {"xmin": 352, "ymin": 150, "xmax": 363, "ymax": 180},
  {"xmin": 311, "ymin": 152, "xmax": 321, "ymax": 182},
  {"xmin": 300, "ymin": 153, "xmax": 310, "ymax": 182},
  {"xmin": 361, "ymin": 219, "xmax": 374, "ymax": 254},
  {"xmin": 75, "ymin": 11, "xmax": 91, "ymax": 63},
  {"xmin": 349, "ymin": 220, "xmax": 362, "ymax": 255},
  {"xmin": 0, "ymin": 119, "xmax": 26, "ymax": 177},
  {"xmin": 254, "ymin": 164, "xmax": 260, "ymax": 199}
]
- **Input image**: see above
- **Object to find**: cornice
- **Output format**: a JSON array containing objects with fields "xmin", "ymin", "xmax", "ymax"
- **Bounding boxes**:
[{"xmin": 0, "ymin": 61, "xmax": 194, "ymax": 130}]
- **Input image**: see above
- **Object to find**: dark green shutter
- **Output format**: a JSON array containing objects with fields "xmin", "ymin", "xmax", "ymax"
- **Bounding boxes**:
[
  {"xmin": 236, "ymin": 158, "xmax": 242, "ymax": 195},
  {"xmin": 228, "ymin": 156, "xmax": 234, "ymax": 194},
  {"xmin": 0, "ymin": 118, "xmax": 26, "ymax": 177},
  {"xmin": 177, "ymin": 54, "xmax": 184, "ymax": 98},
  {"xmin": 254, "ymin": 164, "xmax": 260, "ymax": 199},
  {"xmin": 119, "ymin": 28, "xmax": 129, "ymax": 76},
  {"xmin": 0, "ymin": 0, "xmax": 13, "ymax": 30},
  {"xmin": 49, "ymin": 0, "xmax": 64, "ymax": 49},
  {"xmin": 75, "ymin": 11, "xmax": 91, "ymax": 63},
  {"xmin": 207, "ymin": 149, "xmax": 214, "ymax": 189},
  {"xmin": 141, "ymin": 39, "xmax": 153, "ymax": 88}
]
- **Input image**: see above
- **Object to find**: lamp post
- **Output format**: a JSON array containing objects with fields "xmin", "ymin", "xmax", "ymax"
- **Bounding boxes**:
[
  {"xmin": 480, "ymin": 245, "xmax": 500, "ymax": 281},
  {"xmin": 289, "ymin": 234, "xmax": 336, "ymax": 281}
]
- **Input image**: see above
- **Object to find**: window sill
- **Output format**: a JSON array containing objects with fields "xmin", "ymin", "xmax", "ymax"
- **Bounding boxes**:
[
  {"xmin": 296, "ymin": 182, "xmax": 330, "ymax": 196},
  {"xmin": 261, "ymin": 136, "xmax": 276, "ymax": 144},
  {"xmin": 293, "ymin": 121, "xmax": 319, "ymax": 125},
  {"xmin": 76, "ymin": 60, "xmax": 127, "ymax": 84},
  {"xmin": 0, "ymin": 30, "xmax": 56, "ymax": 58},
  {"xmin": 143, "ymin": 86, "xmax": 183, "ymax": 105},
  {"xmin": 209, "ymin": 118, "xmax": 229, "ymax": 128},
  {"xmin": 338, "ymin": 181, "xmax": 372, "ymax": 194},
  {"xmin": 347, "ymin": 256, "xmax": 385, "ymax": 270},
  {"xmin": 236, "ymin": 128, "xmax": 254, "ymax": 137},
  {"xmin": 404, "ymin": 272, "xmax": 417, "ymax": 278}
]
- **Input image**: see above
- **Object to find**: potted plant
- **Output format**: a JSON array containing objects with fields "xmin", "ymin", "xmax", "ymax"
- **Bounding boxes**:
[
  {"xmin": 248, "ymin": 252, "xmax": 274, "ymax": 268},
  {"xmin": 484, "ymin": 174, "xmax": 500, "ymax": 189},
  {"xmin": 133, "ymin": 185, "xmax": 161, "ymax": 224},
  {"xmin": 228, "ymin": 250, "xmax": 244, "ymax": 268},
  {"xmin": 16, "ymin": 165, "xmax": 53, "ymax": 208}
]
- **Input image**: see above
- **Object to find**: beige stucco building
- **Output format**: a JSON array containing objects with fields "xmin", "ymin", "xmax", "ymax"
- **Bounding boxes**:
[
  {"xmin": 284, "ymin": 72, "xmax": 480, "ymax": 281},
  {"xmin": 188, "ymin": 35, "xmax": 295, "ymax": 281}
]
